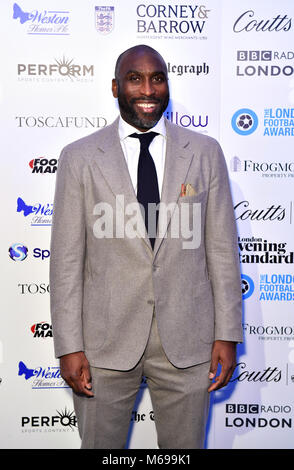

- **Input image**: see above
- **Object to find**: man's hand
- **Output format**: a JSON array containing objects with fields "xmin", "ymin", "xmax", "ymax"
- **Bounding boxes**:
[
  {"xmin": 60, "ymin": 351, "xmax": 94, "ymax": 397},
  {"xmin": 208, "ymin": 340, "xmax": 237, "ymax": 392}
]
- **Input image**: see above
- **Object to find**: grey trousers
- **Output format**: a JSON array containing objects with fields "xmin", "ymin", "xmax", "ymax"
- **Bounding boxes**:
[{"xmin": 73, "ymin": 314, "xmax": 211, "ymax": 449}]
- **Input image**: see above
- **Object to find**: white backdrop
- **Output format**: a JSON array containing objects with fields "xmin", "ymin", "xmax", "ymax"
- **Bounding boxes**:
[{"xmin": 1, "ymin": 0, "xmax": 294, "ymax": 449}]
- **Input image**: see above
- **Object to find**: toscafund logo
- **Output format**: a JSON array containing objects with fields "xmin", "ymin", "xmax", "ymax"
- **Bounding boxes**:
[{"xmin": 12, "ymin": 2, "xmax": 70, "ymax": 36}]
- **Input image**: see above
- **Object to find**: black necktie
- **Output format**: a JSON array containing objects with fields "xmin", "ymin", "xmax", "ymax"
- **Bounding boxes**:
[{"xmin": 129, "ymin": 132, "xmax": 159, "ymax": 249}]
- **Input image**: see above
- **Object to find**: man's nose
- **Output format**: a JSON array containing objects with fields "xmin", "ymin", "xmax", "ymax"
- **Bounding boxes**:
[{"xmin": 140, "ymin": 78, "xmax": 155, "ymax": 96}]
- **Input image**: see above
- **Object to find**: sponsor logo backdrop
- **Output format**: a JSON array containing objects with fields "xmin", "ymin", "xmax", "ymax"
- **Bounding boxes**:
[{"xmin": 0, "ymin": 0, "xmax": 293, "ymax": 449}]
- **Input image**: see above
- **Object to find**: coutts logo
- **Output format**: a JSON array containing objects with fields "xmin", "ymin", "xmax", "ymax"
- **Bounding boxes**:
[
  {"xmin": 233, "ymin": 10, "xmax": 292, "ymax": 33},
  {"xmin": 230, "ymin": 362, "xmax": 282, "ymax": 383}
]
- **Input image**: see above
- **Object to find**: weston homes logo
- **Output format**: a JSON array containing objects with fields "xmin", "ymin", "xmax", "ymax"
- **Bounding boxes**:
[
  {"xmin": 18, "ymin": 360, "xmax": 69, "ymax": 389},
  {"xmin": 16, "ymin": 196, "xmax": 53, "ymax": 226},
  {"xmin": 12, "ymin": 3, "xmax": 70, "ymax": 35}
]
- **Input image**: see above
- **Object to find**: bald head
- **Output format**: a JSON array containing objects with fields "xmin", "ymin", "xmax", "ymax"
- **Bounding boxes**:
[{"xmin": 114, "ymin": 44, "xmax": 168, "ymax": 82}]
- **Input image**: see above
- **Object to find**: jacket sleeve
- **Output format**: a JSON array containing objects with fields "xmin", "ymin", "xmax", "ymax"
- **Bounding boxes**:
[
  {"xmin": 50, "ymin": 148, "xmax": 86, "ymax": 358},
  {"xmin": 204, "ymin": 139, "xmax": 243, "ymax": 343}
]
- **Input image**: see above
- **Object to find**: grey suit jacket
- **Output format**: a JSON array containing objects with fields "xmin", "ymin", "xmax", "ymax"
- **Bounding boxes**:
[{"xmin": 50, "ymin": 117, "xmax": 243, "ymax": 370}]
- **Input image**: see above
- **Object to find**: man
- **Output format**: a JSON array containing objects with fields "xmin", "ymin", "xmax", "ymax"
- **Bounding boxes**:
[{"xmin": 50, "ymin": 44, "xmax": 242, "ymax": 449}]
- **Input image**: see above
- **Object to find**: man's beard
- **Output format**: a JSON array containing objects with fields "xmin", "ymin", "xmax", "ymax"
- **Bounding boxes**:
[{"xmin": 117, "ymin": 90, "xmax": 169, "ymax": 130}]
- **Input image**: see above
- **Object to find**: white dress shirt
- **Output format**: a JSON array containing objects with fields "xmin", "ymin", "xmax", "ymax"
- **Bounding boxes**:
[{"xmin": 118, "ymin": 115, "xmax": 166, "ymax": 197}]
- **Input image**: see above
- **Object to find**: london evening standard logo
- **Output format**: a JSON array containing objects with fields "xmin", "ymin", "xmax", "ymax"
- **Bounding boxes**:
[
  {"xmin": 95, "ymin": 6, "xmax": 114, "ymax": 34},
  {"xmin": 136, "ymin": 4, "xmax": 210, "ymax": 39},
  {"xmin": 16, "ymin": 196, "xmax": 53, "ymax": 226},
  {"xmin": 18, "ymin": 360, "xmax": 69, "ymax": 389},
  {"xmin": 12, "ymin": 3, "xmax": 70, "ymax": 36},
  {"xmin": 17, "ymin": 56, "xmax": 94, "ymax": 83},
  {"xmin": 238, "ymin": 236, "xmax": 294, "ymax": 265}
]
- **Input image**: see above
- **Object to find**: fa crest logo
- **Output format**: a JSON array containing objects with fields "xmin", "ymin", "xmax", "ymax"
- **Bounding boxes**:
[{"xmin": 95, "ymin": 6, "xmax": 114, "ymax": 34}]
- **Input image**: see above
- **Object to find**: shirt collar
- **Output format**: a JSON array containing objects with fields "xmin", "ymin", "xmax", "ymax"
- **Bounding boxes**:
[{"xmin": 118, "ymin": 114, "xmax": 166, "ymax": 141}]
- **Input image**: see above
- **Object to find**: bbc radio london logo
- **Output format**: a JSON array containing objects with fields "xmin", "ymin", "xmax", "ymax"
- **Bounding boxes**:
[{"xmin": 232, "ymin": 108, "xmax": 258, "ymax": 135}]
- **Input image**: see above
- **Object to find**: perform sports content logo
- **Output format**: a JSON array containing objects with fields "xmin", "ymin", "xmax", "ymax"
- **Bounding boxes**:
[
  {"xmin": 12, "ymin": 3, "xmax": 70, "ymax": 35},
  {"xmin": 22, "ymin": 408, "xmax": 77, "ymax": 432},
  {"xmin": 231, "ymin": 108, "xmax": 258, "ymax": 135},
  {"xmin": 95, "ymin": 6, "xmax": 114, "ymax": 34},
  {"xmin": 17, "ymin": 57, "xmax": 94, "ymax": 83}
]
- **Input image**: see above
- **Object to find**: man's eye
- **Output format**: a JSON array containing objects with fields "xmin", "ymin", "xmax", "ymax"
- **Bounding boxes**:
[
  {"xmin": 129, "ymin": 75, "xmax": 140, "ymax": 81},
  {"xmin": 153, "ymin": 75, "xmax": 165, "ymax": 82}
]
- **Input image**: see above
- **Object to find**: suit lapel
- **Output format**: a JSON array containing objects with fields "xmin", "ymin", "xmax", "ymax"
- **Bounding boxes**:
[
  {"xmin": 93, "ymin": 118, "xmax": 150, "ymax": 249},
  {"xmin": 153, "ymin": 119, "xmax": 195, "ymax": 256},
  {"xmin": 92, "ymin": 117, "xmax": 195, "ymax": 255}
]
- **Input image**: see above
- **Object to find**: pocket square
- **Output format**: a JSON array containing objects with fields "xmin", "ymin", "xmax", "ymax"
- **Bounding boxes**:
[{"xmin": 180, "ymin": 183, "xmax": 196, "ymax": 197}]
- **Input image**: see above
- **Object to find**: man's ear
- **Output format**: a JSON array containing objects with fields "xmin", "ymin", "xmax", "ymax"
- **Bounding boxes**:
[{"xmin": 112, "ymin": 78, "xmax": 118, "ymax": 98}]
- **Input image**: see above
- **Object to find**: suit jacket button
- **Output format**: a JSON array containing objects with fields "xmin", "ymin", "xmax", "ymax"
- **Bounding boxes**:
[{"xmin": 147, "ymin": 300, "xmax": 155, "ymax": 305}]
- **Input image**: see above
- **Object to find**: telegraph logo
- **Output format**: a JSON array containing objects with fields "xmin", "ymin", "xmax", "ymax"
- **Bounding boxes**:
[
  {"xmin": 241, "ymin": 274, "xmax": 254, "ymax": 299},
  {"xmin": 232, "ymin": 108, "xmax": 258, "ymax": 135}
]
